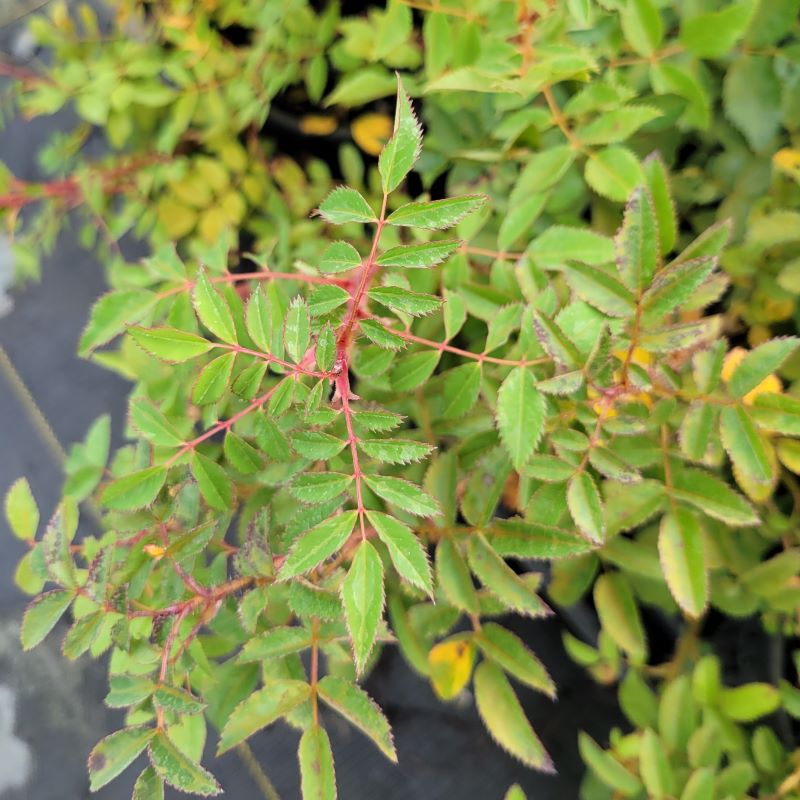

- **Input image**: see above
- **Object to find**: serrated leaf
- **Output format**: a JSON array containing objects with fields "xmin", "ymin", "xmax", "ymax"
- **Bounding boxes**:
[
  {"xmin": 530, "ymin": 226, "xmax": 615, "ymax": 266},
  {"xmin": 341, "ymin": 540, "xmax": 384, "ymax": 674},
  {"xmin": 308, "ymin": 285, "xmax": 350, "ymax": 317},
  {"xmin": 577, "ymin": 106, "xmax": 662, "ymax": 145},
  {"xmin": 728, "ymin": 338, "xmax": 800, "ymax": 398},
  {"xmin": 475, "ymin": 623, "xmax": 555, "ymax": 697},
  {"xmin": 320, "ymin": 241, "xmax": 362, "ymax": 274},
  {"xmin": 363, "ymin": 474, "xmax": 440, "ymax": 517},
  {"xmin": 358, "ymin": 438, "xmax": 433, "ymax": 465},
  {"xmin": 224, "ymin": 432, "xmax": 264, "ymax": 474},
  {"xmin": 428, "ymin": 637, "xmax": 476, "ymax": 700},
  {"xmin": 719, "ymin": 405, "xmax": 773, "ymax": 487},
  {"xmin": 359, "ymin": 319, "xmax": 407, "ymax": 350},
  {"xmin": 218, "ymin": 681, "xmax": 311, "ymax": 753},
  {"xmin": 190, "ymin": 453, "xmax": 233, "ymax": 511},
  {"xmin": 101, "ymin": 466, "xmax": 166, "ymax": 510},
  {"xmin": 436, "ymin": 537, "xmax": 479, "ymax": 614},
  {"xmin": 659, "ymin": 508, "xmax": 707, "ymax": 619},
  {"xmin": 567, "ymin": 471, "xmax": 605, "ymax": 543},
  {"xmin": 299, "ymin": 725, "xmax": 337, "ymax": 800},
  {"xmin": 62, "ymin": 611, "xmax": 103, "ymax": 659},
  {"xmin": 292, "ymin": 430, "xmax": 347, "ymax": 459},
  {"xmin": 153, "ymin": 685, "xmax": 206, "ymax": 715},
  {"xmin": 616, "ymin": 187, "xmax": 659, "ymax": 292},
  {"xmin": 245, "ymin": 286, "xmax": 272, "ymax": 352},
  {"xmin": 367, "ymin": 511, "xmax": 432, "ymax": 594},
  {"xmin": 149, "ymin": 730, "xmax": 221, "ymax": 795},
  {"xmin": 489, "ymin": 520, "xmax": 596, "ymax": 560},
  {"xmin": 192, "ymin": 352, "xmax": 235, "ymax": 405},
  {"xmin": 585, "ymin": 147, "xmax": 644, "ymax": 203},
  {"xmin": 88, "ymin": 726, "xmax": 156, "ymax": 791},
  {"xmin": 386, "ymin": 196, "xmax": 486, "ymax": 230},
  {"xmin": 237, "ymin": 626, "xmax": 311, "ymax": 661},
  {"xmin": 561, "ymin": 263, "xmax": 636, "ymax": 318},
  {"xmin": 285, "ymin": 297, "xmax": 311, "ymax": 363},
  {"xmin": 474, "ymin": 661, "xmax": 553, "ymax": 772},
  {"xmin": 532, "ymin": 311, "xmax": 580, "ymax": 368},
  {"xmin": 621, "ymin": 0, "xmax": 663, "ymax": 56},
  {"xmin": 467, "ymin": 534, "xmax": 549, "ymax": 617},
  {"xmin": 130, "ymin": 401, "xmax": 184, "ymax": 448},
  {"xmin": 642, "ymin": 257, "xmax": 717, "ymax": 320},
  {"xmin": 105, "ymin": 675, "xmax": 156, "ymax": 708},
  {"xmin": 5, "ymin": 477, "xmax": 38, "ymax": 541},
  {"xmin": 21, "ymin": 590, "xmax": 72, "ymax": 650},
  {"xmin": 316, "ymin": 325, "xmax": 336, "ymax": 371},
  {"xmin": 391, "ymin": 350, "xmax": 441, "ymax": 391},
  {"xmin": 496, "ymin": 368, "xmax": 546, "ymax": 471},
  {"xmin": 133, "ymin": 767, "xmax": 164, "ymax": 800},
  {"xmin": 640, "ymin": 317, "xmax": 721, "ymax": 352},
  {"xmin": 643, "ymin": 153, "xmax": 677, "ymax": 255},
  {"xmin": 193, "ymin": 270, "xmax": 237, "ymax": 344},
  {"xmin": 290, "ymin": 473, "xmax": 353, "ymax": 504},
  {"xmin": 670, "ymin": 467, "xmax": 758, "ymax": 526},
  {"xmin": 368, "ymin": 286, "xmax": 442, "ymax": 317},
  {"xmin": 594, "ymin": 573, "xmax": 646, "ymax": 662},
  {"xmin": 79, "ymin": 290, "xmax": 157, "ymax": 355},
  {"xmin": 440, "ymin": 362, "xmax": 482, "ymax": 418},
  {"xmin": 379, "ymin": 78, "xmax": 422, "ymax": 193},
  {"xmin": 318, "ymin": 187, "xmax": 376, "ymax": 224},
  {"xmin": 318, "ymin": 675, "xmax": 396, "ymax": 761},
  {"xmin": 376, "ymin": 240, "xmax": 460, "ymax": 269},
  {"xmin": 129, "ymin": 327, "xmax": 212, "ymax": 362},
  {"xmin": 280, "ymin": 511, "xmax": 358, "ymax": 579}
]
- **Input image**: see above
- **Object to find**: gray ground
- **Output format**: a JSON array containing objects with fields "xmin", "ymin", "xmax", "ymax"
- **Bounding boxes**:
[{"xmin": 0, "ymin": 9, "xmax": 621, "ymax": 799}]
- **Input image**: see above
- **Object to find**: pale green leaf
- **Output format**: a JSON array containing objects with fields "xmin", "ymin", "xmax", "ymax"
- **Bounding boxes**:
[
  {"xmin": 193, "ymin": 271, "xmax": 237, "ymax": 344},
  {"xmin": 386, "ymin": 196, "xmax": 486, "ymax": 230},
  {"xmin": 496, "ymin": 368, "xmax": 546, "ymax": 471},
  {"xmin": 658, "ymin": 508, "xmax": 707, "ymax": 618},
  {"xmin": 341, "ymin": 540, "xmax": 384, "ymax": 673},
  {"xmin": 5, "ymin": 477, "xmax": 39, "ymax": 541}
]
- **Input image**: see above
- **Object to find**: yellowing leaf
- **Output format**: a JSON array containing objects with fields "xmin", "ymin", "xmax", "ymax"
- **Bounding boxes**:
[
  {"xmin": 428, "ymin": 637, "xmax": 476, "ymax": 700},
  {"xmin": 721, "ymin": 347, "xmax": 783, "ymax": 405},
  {"xmin": 774, "ymin": 148, "xmax": 800, "ymax": 183},
  {"xmin": 351, "ymin": 112, "xmax": 393, "ymax": 156},
  {"xmin": 299, "ymin": 114, "xmax": 338, "ymax": 136}
]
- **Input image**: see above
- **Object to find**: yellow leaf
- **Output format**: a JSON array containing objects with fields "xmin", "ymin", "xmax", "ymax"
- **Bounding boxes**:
[
  {"xmin": 157, "ymin": 197, "xmax": 197, "ymax": 239},
  {"xmin": 722, "ymin": 347, "xmax": 783, "ymax": 405},
  {"xmin": 777, "ymin": 439, "xmax": 800, "ymax": 475},
  {"xmin": 428, "ymin": 637, "xmax": 476, "ymax": 700},
  {"xmin": 144, "ymin": 544, "xmax": 165, "ymax": 560},
  {"xmin": 774, "ymin": 148, "xmax": 800, "ymax": 183},
  {"xmin": 299, "ymin": 114, "xmax": 338, "ymax": 136},
  {"xmin": 351, "ymin": 113, "xmax": 393, "ymax": 156}
]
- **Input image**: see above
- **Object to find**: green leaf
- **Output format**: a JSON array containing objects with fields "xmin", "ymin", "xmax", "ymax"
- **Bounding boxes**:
[
  {"xmin": 237, "ymin": 626, "xmax": 311, "ymax": 662},
  {"xmin": 153, "ymin": 685, "xmax": 206, "ymax": 715},
  {"xmin": 79, "ymin": 290, "xmax": 157, "ymax": 355},
  {"xmin": 616, "ymin": 187, "xmax": 659, "ymax": 293},
  {"xmin": 577, "ymin": 106, "xmax": 662, "ymax": 145},
  {"xmin": 193, "ymin": 270, "xmax": 237, "ymax": 344},
  {"xmin": 218, "ymin": 681, "xmax": 311, "ymax": 753},
  {"xmin": 680, "ymin": 3, "xmax": 754, "ymax": 58},
  {"xmin": 530, "ymin": 226, "xmax": 615, "ymax": 266},
  {"xmin": 585, "ymin": 147, "xmax": 644, "ymax": 202},
  {"xmin": 245, "ymin": 286, "xmax": 273, "ymax": 352},
  {"xmin": 441, "ymin": 363, "xmax": 482, "ymax": 418},
  {"xmin": 290, "ymin": 473, "xmax": 353, "ymax": 504},
  {"xmin": 320, "ymin": 241, "xmax": 362, "ymax": 274},
  {"xmin": 280, "ymin": 511, "xmax": 358, "ymax": 579},
  {"xmin": 489, "ymin": 519, "xmax": 597, "ymax": 560},
  {"xmin": 368, "ymin": 286, "xmax": 441, "ymax": 317},
  {"xmin": 5, "ymin": 477, "xmax": 39, "ymax": 540},
  {"xmin": 639, "ymin": 317, "xmax": 721, "ymax": 352},
  {"xmin": 532, "ymin": 311, "xmax": 580, "ymax": 368},
  {"xmin": 367, "ymin": 511, "xmax": 432, "ymax": 595},
  {"xmin": 671, "ymin": 467, "xmax": 758, "ymax": 526},
  {"xmin": 62, "ymin": 611, "xmax": 103, "ymax": 659},
  {"xmin": 359, "ymin": 438, "xmax": 433, "ymax": 465},
  {"xmin": 579, "ymin": 732, "xmax": 643, "ymax": 795},
  {"xmin": 130, "ymin": 400, "xmax": 184, "ymax": 448},
  {"xmin": 318, "ymin": 675, "xmax": 396, "ymax": 761},
  {"xmin": 149, "ymin": 730, "xmax": 221, "ymax": 795},
  {"xmin": 190, "ymin": 453, "xmax": 233, "ymax": 511},
  {"xmin": 567, "ymin": 472, "xmax": 605, "ymax": 544},
  {"xmin": 642, "ymin": 257, "xmax": 717, "ymax": 320},
  {"xmin": 621, "ymin": 0, "xmax": 662, "ymax": 56},
  {"xmin": 224, "ymin": 432, "xmax": 264, "ymax": 474},
  {"xmin": 643, "ymin": 153, "xmax": 677, "ymax": 256},
  {"xmin": 681, "ymin": 768, "xmax": 715, "ymax": 800},
  {"xmin": 285, "ymin": 297, "xmax": 311, "ymax": 364},
  {"xmin": 474, "ymin": 661, "xmax": 553, "ymax": 772},
  {"xmin": 746, "ymin": 0, "xmax": 800, "ymax": 47},
  {"xmin": 728, "ymin": 338, "xmax": 799, "ymax": 398},
  {"xmin": 391, "ymin": 350, "xmax": 441, "ymax": 391},
  {"xmin": 364, "ymin": 474, "xmax": 441, "ymax": 517},
  {"xmin": 751, "ymin": 392, "xmax": 800, "ymax": 435},
  {"xmin": 316, "ymin": 325, "xmax": 337, "ymax": 372},
  {"xmin": 21, "ymin": 590, "xmax": 72, "ymax": 650},
  {"xmin": 659, "ymin": 508, "xmax": 707, "ymax": 618},
  {"xmin": 475, "ymin": 623, "xmax": 555, "ymax": 698},
  {"xmin": 341, "ymin": 540, "xmax": 384, "ymax": 674},
  {"xmin": 379, "ymin": 77, "xmax": 422, "ymax": 193},
  {"xmin": 88, "ymin": 726, "xmax": 156, "ymax": 791},
  {"xmin": 133, "ymin": 767, "xmax": 164, "ymax": 800},
  {"xmin": 192, "ymin": 352, "xmax": 235, "ymax": 405},
  {"xmin": 105, "ymin": 675, "xmax": 156, "ymax": 708},
  {"xmin": 101, "ymin": 466, "xmax": 166, "ymax": 510},
  {"xmin": 359, "ymin": 319, "xmax": 407, "ymax": 351},
  {"xmin": 376, "ymin": 240, "xmax": 460, "ymax": 269},
  {"xmin": 292, "ymin": 431, "xmax": 347, "ymax": 460},
  {"xmin": 42, "ymin": 500, "xmax": 76, "ymax": 586},
  {"xmin": 129, "ymin": 327, "xmax": 212, "ymax": 362},
  {"xmin": 318, "ymin": 187, "xmax": 376, "ymax": 224},
  {"xmin": 619, "ymin": 670, "xmax": 658, "ymax": 729},
  {"xmin": 496, "ymin": 368, "xmax": 546, "ymax": 471},
  {"xmin": 298, "ymin": 725, "xmax": 337, "ymax": 800},
  {"xmin": 640, "ymin": 728, "xmax": 675, "ymax": 799},
  {"xmin": 467, "ymin": 534, "xmax": 549, "ymax": 617},
  {"xmin": 594, "ymin": 572, "xmax": 647, "ymax": 662},
  {"xmin": 308, "ymin": 285, "xmax": 350, "ymax": 317},
  {"xmin": 718, "ymin": 683, "xmax": 780, "ymax": 722},
  {"xmin": 386, "ymin": 196, "xmax": 486, "ymax": 230},
  {"xmin": 436, "ymin": 537, "xmax": 480, "ymax": 615},
  {"xmin": 561, "ymin": 263, "xmax": 636, "ymax": 318},
  {"xmin": 719, "ymin": 405, "xmax": 773, "ymax": 486}
]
